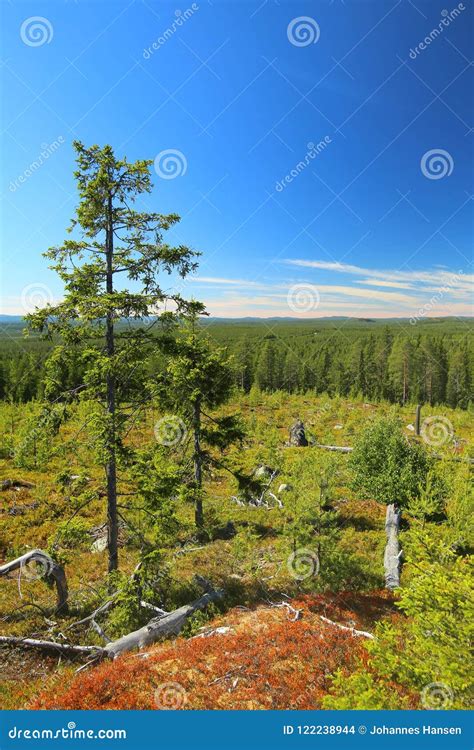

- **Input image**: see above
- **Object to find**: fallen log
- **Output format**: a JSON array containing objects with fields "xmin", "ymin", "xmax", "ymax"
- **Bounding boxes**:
[
  {"xmin": 0, "ymin": 576, "xmax": 223, "ymax": 662},
  {"xmin": 0, "ymin": 550, "xmax": 68, "ymax": 612},
  {"xmin": 384, "ymin": 504, "xmax": 402, "ymax": 590},
  {"xmin": 318, "ymin": 615, "xmax": 374, "ymax": 640},
  {"xmin": 312, "ymin": 443, "xmax": 474, "ymax": 464},
  {"xmin": 104, "ymin": 577, "xmax": 223, "ymax": 659},
  {"xmin": 0, "ymin": 635, "xmax": 105, "ymax": 657},
  {"xmin": 314, "ymin": 444, "xmax": 353, "ymax": 453},
  {"xmin": 1, "ymin": 479, "xmax": 35, "ymax": 491}
]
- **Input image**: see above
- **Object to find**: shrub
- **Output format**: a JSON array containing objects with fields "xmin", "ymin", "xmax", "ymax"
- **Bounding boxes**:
[{"xmin": 349, "ymin": 416, "xmax": 432, "ymax": 507}]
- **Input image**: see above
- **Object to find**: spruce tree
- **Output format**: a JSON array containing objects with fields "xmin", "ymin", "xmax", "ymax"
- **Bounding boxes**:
[
  {"xmin": 156, "ymin": 317, "xmax": 244, "ymax": 528},
  {"xmin": 27, "ymin": 141, "xmax": 202, "ymax": 571}
]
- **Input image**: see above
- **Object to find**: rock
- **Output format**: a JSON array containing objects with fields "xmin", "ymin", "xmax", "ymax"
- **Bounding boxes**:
[
  {"xmin": 333, "ymin": 424, "xmax": 343, "ymax": 430},
  {"xmin": 406, "ymin": 424, "xmax": 415, "ymax": 431},
  {"xmin": 289, "ymin": 419, "xmax": 308, "ymax": 447},
  {"xmin": 91, "ymin": 536, "xmax": 108, "ymax": 553},
  {"xmin": 278, "ymin": 483, "xmax": 292, "ymax": 493},
  {"xmin": 254, "ymin": 465, "xmax": 277, "ymax": 478}
]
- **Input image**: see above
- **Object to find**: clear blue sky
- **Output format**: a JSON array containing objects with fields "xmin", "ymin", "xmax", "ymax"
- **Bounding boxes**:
[{"xmin": 1, "ymin": 0, "xmax": 473, "ymax": 318}]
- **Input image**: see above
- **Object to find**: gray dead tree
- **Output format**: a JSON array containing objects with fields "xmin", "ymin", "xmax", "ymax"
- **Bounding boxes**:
[
  {"xmin": 0, "ymin": 549, "xmax": 68, "ymax": 612},
  {"xmin": 0, "ymin": 574, "xmax": 222, "ymax": 663},
  {"xmin": 384, "ymin": 504, "xmax": 402, "ymax": 589}
]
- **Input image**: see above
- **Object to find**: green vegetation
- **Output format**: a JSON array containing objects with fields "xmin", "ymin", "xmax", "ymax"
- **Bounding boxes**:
[{"xmin": 0, "ymin": 143, "xmax": 472, "ymax": 711}]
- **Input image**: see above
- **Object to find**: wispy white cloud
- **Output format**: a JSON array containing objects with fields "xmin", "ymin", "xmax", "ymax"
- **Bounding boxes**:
[
  {"xmin": 187, "ymin": 276, "xmax": 261, "ymax": 286},
  {"xmin": 284, "ymin": 258, "xmax": 473, "ymax": 291},
  {"xmin": 356, "ymin": 278, "xmax": 415, "ymax": 290}
]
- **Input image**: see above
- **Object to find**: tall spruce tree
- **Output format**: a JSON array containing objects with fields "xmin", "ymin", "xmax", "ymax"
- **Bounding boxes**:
[
  {"xmin": 156, "ymin": 317, "xmax": 244, "ymax": 528},
  {"xmin": 27, "ymin": 141, "xmax": 202, "ymax": 571}
]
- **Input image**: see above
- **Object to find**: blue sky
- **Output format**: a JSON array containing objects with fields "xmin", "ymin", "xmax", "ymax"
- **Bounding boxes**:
[{"xmin": 1, "ymin": 0, "xmax": 473, "ymax": 318}]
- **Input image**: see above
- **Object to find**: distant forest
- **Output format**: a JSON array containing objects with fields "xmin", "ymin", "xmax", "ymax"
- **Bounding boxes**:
[{"xmin": 1, "ymin": 317, "xmax": 472, "ymax": 408}]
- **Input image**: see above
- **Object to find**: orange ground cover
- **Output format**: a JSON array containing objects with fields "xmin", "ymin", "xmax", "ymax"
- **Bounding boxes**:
[{"xmin": 31, "ymin": 592, "xmax": 396, "ymax": 710}]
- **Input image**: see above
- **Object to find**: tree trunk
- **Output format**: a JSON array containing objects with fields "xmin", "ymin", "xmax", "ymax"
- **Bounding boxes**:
[
  {"xmin": 105, "ymin": 190, "xmax": 118, "ymax": 572},
  {"xmin": 104, "ymin": 583, "xmax": 222, "ymax": 659},
  {"xmin": 0, "ymin": 550, "xmax": 68, "ymax": 612},
  {"xmin": 384, "ymin": 504, "xmax": 402, "ymax": 590},
  {"xmin": 0, "ymin": 578, "xmax": 222, "ymax": 662},
  {"xmin": 0, "ymin": 636, "xmax": 103, "ymax": 657},
  {"xmin": 415, "ymin": 404, "xmax": 422, "ymax": 436},
  {"xmin": 193, "ymin": 398, "xmax": 203, "ymax": 528}
]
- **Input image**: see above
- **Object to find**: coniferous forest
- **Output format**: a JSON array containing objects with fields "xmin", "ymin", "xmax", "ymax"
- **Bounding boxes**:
[{"xmin": 0, "ymin": 143, "xmax": 472, "ymax": 714}]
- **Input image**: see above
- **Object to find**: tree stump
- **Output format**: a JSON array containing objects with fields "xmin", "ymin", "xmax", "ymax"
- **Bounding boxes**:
[
  {"xmin": 289, "ymin": 419, "xmax": 308, "ymax": 447},
  {"xmin": 415, "ymin": 405, "xmax": 422, "ymax": 436}
]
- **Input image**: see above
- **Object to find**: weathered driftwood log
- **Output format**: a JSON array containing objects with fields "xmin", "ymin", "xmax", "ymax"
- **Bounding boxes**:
[
  {"xmin": 289, "ymin": 419, "xmax": 308, "ymax": 447},
  {"xmin": 0, "ymin": 550, "xmax": 68, "ymax": 612},
  {"xmin": 104, "ymin": 578, "xmax": 223, "ymax": 659},
  {"xmin": 1, "ymin": 479, "xmax": 35, "ymax": 491},
  {"xmin": 384, "ymin": 504, "xmax": 402, "ymax": 590}
]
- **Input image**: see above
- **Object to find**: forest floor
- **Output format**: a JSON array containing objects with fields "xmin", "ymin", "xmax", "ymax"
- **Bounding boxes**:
[{"xmin": 0, "ymin": 393, "xmax": 472, "ymax": 709}]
